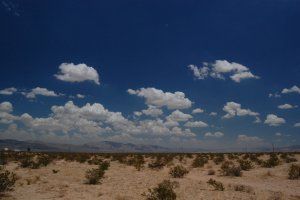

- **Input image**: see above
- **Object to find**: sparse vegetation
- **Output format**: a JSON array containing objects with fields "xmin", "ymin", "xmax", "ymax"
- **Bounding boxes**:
[
  {"xmin": 85, "ymin": 160, "xmax": 110, "ymax": 184},
  {"xmin": 1, "ymin": 151, "xmax": 300, "ymax": 198},
  {"xmin": 169, "ymin": 165, "xmax": 189, "ymax": 178},
  {"xmin": 213, "ymin": 154, "xmax": 225, "ymax": 165},
  {"xmin": 142, "ymin": 180, "xmax": 178, "ymax": 200},
  {"xmin": 0, "ymin": 167, "xmax": 17, "ymax": 193},
  {"xmin": 233, "ymin": 184, "xmax": 253, "ymax": 193},
  {"xmin": 126, "ymin": 155, "xmax": 145, "ymax": 171},
  {"xmin": 148, "ymin": 160, "xmax": 165, "ymax": 170},
  {"xmin": 192, "ymin": 155, "xmax": 208, "ymax": 168},
  {"xmin": 288, "ymin": 164, "xmax": 300, "ymax": 180},
  {"xmin": 221, "ymin": 161, "xmax": 242, "ymax": 177},
  {"xmin": 262, "ymin": 154, "xmax": 280, "ymax": 168},
  {"xmin": 207, "ymin": 178, "xmax": 224, "ymax": 191},
  {"xmin": 85, "ymin": 168, "xmax": 105, "ymax": 184},
  {"xmin": 238, "ymin": 159, "xmax": 253, "ymax": 171},
  {"xmin": 0, "ymin": 150, "xmax": 7, "ymax": 165}
]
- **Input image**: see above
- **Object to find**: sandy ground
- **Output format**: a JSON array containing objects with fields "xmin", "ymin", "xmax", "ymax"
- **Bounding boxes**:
[{"xmin": 2, "ymin": 154, "xmax": 300, "ymax": 200}]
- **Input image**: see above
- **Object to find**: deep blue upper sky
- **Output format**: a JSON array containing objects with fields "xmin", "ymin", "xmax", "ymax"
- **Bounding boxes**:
[{"xmin": 0, "ymin": 0, "xmax": 299, "ymax": 149}]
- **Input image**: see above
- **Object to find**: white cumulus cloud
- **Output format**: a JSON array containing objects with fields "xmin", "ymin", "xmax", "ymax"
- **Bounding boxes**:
[
  {"xmin": 0, "ymin": 101, "xmax": 15, "ymax": 124},
  {"xmin": 184, "ymin": 121, "xmax": 208, "ymax": 128},
  {"xmin": 166, "ymin": 110, "xmax": 193, "ymax": 122},
  {"xmin": 23, "ymin": 87, "xmax": 61, "ymax": 99},
  {"xmin": 294, "ymin": 122, "xmax": 300, "ymax": 127},
  {"xmin": 0, "ymin": 101, "xmax": 13, "ymax": 112},
  {"xmin": 188, "ymin": 60, "xmax": 259, "ymax": 83},
  {"xmin": 204, "ymin": 131, "xmax": 224, "ymax": 138},
  {"xmin": 209, "ymin": 112, "xmax": 217, "ymax": 116},
  {"xmin": 281, "ymin": 85, "xmax": 300, "ymax": 94},
  {"xmin": 192, "ymin": 108, "xmax": 204, "ymax": 114},
  {"xmin": 127, "ymin": 87, "xmax": 192, "ymax": 109},
  {"xmin": 278, "ymin": 104, "xmax": 294, "ymax": 109},
  {"xmin": 141, "ymin": 106, "xmax": 163, "ymax": 117},
  {"xmin": 264, "ymin": 114, "xmax": 286, "ymax": 126},
  {"xmin": 0, "ymin": 87, "xmax": 17, "ymax": 95},
  {"xmin": 55, "ymin": 63, "xmax": 100, "ymax": 85},
  {"xmin": 223, "ymin": 101, "xmax": 259, "ymax": 119},
  {"xmin": 76, "ymin": 94, "xmax": 85, "ymax": 99}
]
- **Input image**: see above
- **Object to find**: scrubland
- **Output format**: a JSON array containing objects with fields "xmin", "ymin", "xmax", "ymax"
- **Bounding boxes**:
[{"xmin": 1, "ymin": 151, "xmax": 300, "ymax": 200}]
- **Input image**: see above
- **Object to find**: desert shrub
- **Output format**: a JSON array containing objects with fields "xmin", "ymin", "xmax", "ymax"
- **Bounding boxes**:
[
  {"xmin": 126, "ymin": 155, "xmax": 145, "ymax": 171},
  {"xmin": 75, "ymin": 154, "xmax": 90, "ymax": 163},
  {"xmin": 262, "ymin": 154, "xmax": 280, "ymax": 168},
  {"xmin": 233, "ymin": 184, "xmax": 253, "ymax": 193},
  {"xmin": 213, "ymin": 154, "xmax": 225, "ymax": 165},
  {"xmin": 280, "ymin": 154, "xmax": 297, "ymax": 163},
  {"xmin": 221, "ymin": 161, "xmax": 242, "ymax": 177},
  {"xmin": 207, "ymin": 169, "xmax": 215, "ymax": 175},
  {"xmin": 238, "ymin": 159, "xmax": 253, "ymax": 171},
  {"xmin": 288, "ymin": 164, "xmax": 300, "ymax": 180},
  {"xmin": 85, "ymin": 168, "xmax": 105, "ymax": 184},
  {"xmin": 249, "ymin": 154, "xmax": 260, "ymax": 162},
  {"xmin": 192, "ymin": 156, "xmax": 208, "ymax": 168},
  {"xmin": 111, "ymin": 153, "xmax": 130, "ymax": 164},
  {"xmin": 99, "ymin": 161, "xmax": 110, "ymax": 171},
  {"xmin": 285, "ymin": 157, "xmax": 297, "ymax": 163},
  {"xmin": 0, "ymin": 151, "xmax": 7, "ymax": 165},
  {"xmin": 148, "ymin": 160, "xmax": 165, "ymax": 170},
  {"xmin": 85, "ymin": 160, "xmax": 110, "ymax": 184},
  {"xmin": 227, "ymin": 153, "xmax": 238, "ymax": 160},
  {"xmin": 19, "ymin": 154, "xmax": 51, "ymax": 169},
  {"xmin": 19, "ymin": 155, "xmax": 36, "ymax": 168},
  {"xmin": 88, "ymin": 157, "xmax": 103, "ymax": 165},
  {"xmin": 37, "ymin": 154, "xmax": 52, "ymax": 167},
  {"xmin": 0, "ymin": 167, "xmax": 17, "ymax": 193},
  {"xmin": 207, "ymin": 178, "xmax": 224, "ymax": 191},
  {"xmin": 142, "ymin": 180, "xmax": 178, "ymax": 200},
  {"xmin": 169, "ymin": 165, "xmax": 188, "ymax": 178}
]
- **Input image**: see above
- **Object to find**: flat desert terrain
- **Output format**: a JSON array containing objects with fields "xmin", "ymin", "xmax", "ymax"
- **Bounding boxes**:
[{"xmin": 1, "ymin": 152, "xmax": 300, "ymax": 200}]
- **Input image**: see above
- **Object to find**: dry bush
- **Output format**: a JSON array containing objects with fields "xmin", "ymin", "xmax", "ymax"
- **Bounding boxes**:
[
  {"xmin": 85, "ymin": 161, "xmax": 110, "ymax": 184},
  {"xmin": 213, "ymin": 154, "xmax": 225, "ymax": 165},
  {"xmin": 19, "ymin": 153, "xmax": 52, "ymax": 169},
  {"xmin": 169, "ymin": 165, "xmax": 189, "ymax": 178},
  {"xmin": 192, "ymin": 155, "xmax": 208, "ymax": 168},
  {"xmin": 85, "ymin": 168, "xmax": 105, "ymax": 184},
  {"xmin": 99, "ymin": 161, "xmax": 110, "ymax": 171},
  {"xmin": 0, "ymin": 151, "xmax": 8, "ymax": 165},
  {"xmin": 233, "ymin": 184, "xmax": 254, "ymax": 193},
  {"xmin": 227, "ymin": 153, "xmax": 238, "ymax": 160},
  {"xmin": 280, "ymin": 153, "xmax": 298, "ymax": 163},
  {"xmin": 126, "ymin": 155, "xmax": 145, "ymax": 171},
  {"xmin": 207, "ymin": 178, "xmax": 224, "ymax": 191},
  {"xmin": 148, "ymin": 159, "xmax": 165, "ymax": 170},
  {"xmin": 288, "ymin": 164, "xmax": 300, "ymax": 180},
  {"xmin": 0, "ymin": 167, "xmax": 17, "ymax": 193},
  {"xmin": 142, "ymin": 180, "xmax": 178, "ymax": 200},
  {"xmin": 262, "ymin": 154, "xmax": 280, "ymax": 168},
  {"xmin": 221, "ymin": 161, "xmax": 242, "ymax": 177},
  {"xmin": 238, "ymin": 159, "xmax": 253, "ymax": 171}
]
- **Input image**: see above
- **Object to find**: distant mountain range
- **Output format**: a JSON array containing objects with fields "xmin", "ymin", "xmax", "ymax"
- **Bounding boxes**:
[
  {"xmin": 0, "ymin": 139, "xmax": 299, "ymax": 153},
  {"xmin": 0, "ymin": 139, "xmax": 170, "ymax": 152}
]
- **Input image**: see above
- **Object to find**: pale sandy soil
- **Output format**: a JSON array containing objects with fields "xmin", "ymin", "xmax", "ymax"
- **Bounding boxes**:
[{"xmin": 2, "ymin": 154, "xmax": 300, "ymax": 200}]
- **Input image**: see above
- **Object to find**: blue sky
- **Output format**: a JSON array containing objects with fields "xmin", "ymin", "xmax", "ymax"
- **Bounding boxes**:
[{"xmin": 0, "ymin": 0, "xmax": 300, "ymax": 149}]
